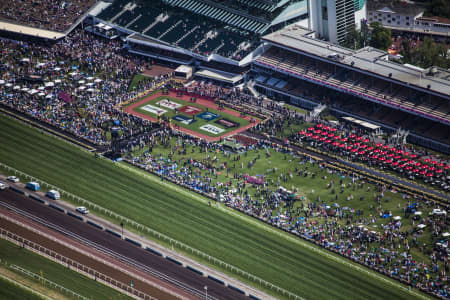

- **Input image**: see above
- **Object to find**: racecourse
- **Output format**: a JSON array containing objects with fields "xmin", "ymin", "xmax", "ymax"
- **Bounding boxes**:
[{"xmin": 0, "ymin": 115, "xmax": 429, "ymax": 300}]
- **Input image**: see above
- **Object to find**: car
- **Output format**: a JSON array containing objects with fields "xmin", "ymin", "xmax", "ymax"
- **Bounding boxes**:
[
  {"xmin": 76, "ymin": 206, "xmax": 89, "ymax": 214},
  {"xmin": 7, "ymin": 176, "xmax": 19, "ymax": 183},
  {"xmin": 431, "ymin": 209, "xmax": 447, "ymax": 216},
  {"xmin": 0, "ymin": 182, "xmax": 7, "ymax": 190}
]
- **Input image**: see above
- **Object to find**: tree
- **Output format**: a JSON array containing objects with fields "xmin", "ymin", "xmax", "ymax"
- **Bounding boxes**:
[
  {"xmin": 369, "ymin": 22, "xmax": 392, "ymax": 51},
  {"xmin": 400, "ymin": 36, "xmax": 450, "ymax": 69}
]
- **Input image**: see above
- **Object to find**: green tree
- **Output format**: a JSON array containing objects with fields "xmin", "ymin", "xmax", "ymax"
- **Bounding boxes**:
[{"xmin": 369, "ymin": 22, "xmax": 392, "ymax": 51}]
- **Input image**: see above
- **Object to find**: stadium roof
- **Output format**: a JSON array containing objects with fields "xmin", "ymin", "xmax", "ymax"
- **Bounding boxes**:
[
  {"xmin": 261, "ymin": 24, "xmax": 450, "ymax": 98},
  {"xmin": 367, "ymin": 0, "xmax": 425, "ymax": 16},
  {"xmin": 0, "ymin": 21, "xmax": 65, "ymax": 40}
]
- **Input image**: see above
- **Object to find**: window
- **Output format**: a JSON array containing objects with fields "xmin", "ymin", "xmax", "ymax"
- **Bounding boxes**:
[{"xmin": 406, "ymin": 22, "xmax": 410, "ymax": 25}]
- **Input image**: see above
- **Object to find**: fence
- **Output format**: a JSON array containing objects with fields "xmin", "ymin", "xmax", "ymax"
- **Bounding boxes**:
[
  {"xmin": 0, "ymin": 161, "xmax": 302, "ymax": 299},
  {"xmin": 9, "ymin": 264, "xmax": 90, "ymax": 300},
  {"xmin": 0, "ymin": 226, "xmax": 156, "ymax": 300}
]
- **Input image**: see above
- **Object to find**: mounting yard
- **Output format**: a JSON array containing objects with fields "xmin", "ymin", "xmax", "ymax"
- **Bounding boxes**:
[
  {"xmin": 123, "ymin": 90, "xmax": 259, "ymax": 141},
  {"xmin": 0, "ymin": 115, "xmax": 429, "ymax": 300}
]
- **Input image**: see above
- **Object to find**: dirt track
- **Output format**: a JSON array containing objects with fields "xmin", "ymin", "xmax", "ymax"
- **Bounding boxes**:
[{"xmin": 0, "ymin": 189, "xmax": 249, "ymax": 300}]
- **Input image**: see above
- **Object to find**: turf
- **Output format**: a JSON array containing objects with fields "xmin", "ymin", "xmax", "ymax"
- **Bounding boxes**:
[
  {"xmin": 134, "ymin": 96, "xmax": 251, "ymax": 137},
  {"xmin": 0, "ymin": 238, "xmax": 133, "ymax": 300},
  {"xmin": 0, "ymin": 276, "xmax": 45, "ymax": 300},
  {"xmin": 0, "ymin": 115, "xmax": 428, "ymax": 300}
]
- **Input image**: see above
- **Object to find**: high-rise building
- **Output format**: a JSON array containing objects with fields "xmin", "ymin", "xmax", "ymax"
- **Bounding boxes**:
[{"xmin": 308, "ymin": 0, "xmax": 366, "ymax": 44}]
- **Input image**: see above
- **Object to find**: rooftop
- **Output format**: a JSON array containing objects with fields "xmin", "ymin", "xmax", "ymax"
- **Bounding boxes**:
[
  {"xmin": 261, "ymin": 24, "xmax": 450, "ymax": 98},
  {"xmin": 367, "ymin": 0, "xmax": 425, "ymax": 16}
]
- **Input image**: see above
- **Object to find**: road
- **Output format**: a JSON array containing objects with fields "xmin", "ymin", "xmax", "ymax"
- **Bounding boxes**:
[{"xmin": 0, "ymin": 189, "xmax": 249, "ymax": 300}]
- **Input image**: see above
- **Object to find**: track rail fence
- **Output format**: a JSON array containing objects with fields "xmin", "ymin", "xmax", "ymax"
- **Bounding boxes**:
[
  {"xmin": 0, "ymin": 162, "xmax": 302, "ymax": 300},
  {"xmin": 0, "ymin": 227, "xmax": 156, "ymax": 300}
]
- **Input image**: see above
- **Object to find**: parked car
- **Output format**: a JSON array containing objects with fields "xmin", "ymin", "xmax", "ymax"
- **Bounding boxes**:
[
  {"xmin": 431, "ymin": 209, "xmax": 447, "ymax": 216},
  {"xmin": 76, "ymin": 206, "xmax": 89, "ymax": 214},
  {"xmin": 0, "ymin": 182, "xmax": 7, "ymax": 190},
  {"xmin": 7, "ymin": 176, "xmax": 19, "ymax": 183},
  {"xmin": 46, "ymin": 190, "xmax": 60, "ymax": 200}
]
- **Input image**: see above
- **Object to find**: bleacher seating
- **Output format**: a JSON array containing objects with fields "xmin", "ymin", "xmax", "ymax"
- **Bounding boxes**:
[{"xmin": 255, "ymin": 48, "xmax": 450, "ymax": 123}]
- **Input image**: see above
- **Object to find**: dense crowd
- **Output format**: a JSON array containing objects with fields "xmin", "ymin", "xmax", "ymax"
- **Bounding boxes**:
[
  {"xmin": 126, "ymin": 128, "xmax": 449, "ymax": 298},
  {"xmin": 0, "ymin": 0, "xmax": 96, "ymax": 32},
  {"xmin": 0, "ymin": 30, "xmax": 171, "ymax": 145}
]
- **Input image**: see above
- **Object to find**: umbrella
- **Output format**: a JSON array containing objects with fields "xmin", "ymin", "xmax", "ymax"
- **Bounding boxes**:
[
  {"xmin": 5, "ymin": 83, "xmax": 12, "ymax": 87},
  {"xmin": 94, "ymin": 78, "xmax": 102, "ymax": 83},
  {"xmin": 299, "ymin": 131, "xmax": 306, "ymax": 135},
  {"xmin": 38, "ymin": 92, "xmax": 45, "ymax": 97},
  {"xmin": 38, "ymin": 86, "xmax": 45, "ymax": 90},
  {"xmin": 21, "ymin": 87, "xmax": 29, "ymax": 92},
  {"xmin": 13, "ymin": 85, "xmax": 20, "ymax": 90},
  {"xmin": 312, "ymin": 135, "xmax": 319, "ymax": 139},
  {"xmin": 316, "ymin": 124, "xmax": 323, "ymax": 128},
  {"xmin": 417, "ymin": 224, "xmax": 426, "ymax": 229},
  {"xmin": 78, "ymin": 80, "xmax": 86, "ymax": 84},
  {"xmin": 308, "ymin": 127, "xmax": 315, "ymax": 131},
  {"xmin": 329, "ymin": 128, "xmax": 337, "ymax": 132}
]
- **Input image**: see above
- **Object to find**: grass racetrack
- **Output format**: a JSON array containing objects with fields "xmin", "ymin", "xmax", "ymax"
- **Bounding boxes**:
[
  {"xmin": 0, "ymin": 276, "xmax": 46, "ymax": 300},
  {"xmin": 0, "ymin": 115, "xmax": 429, "ymax": 300},
  {"xmin": 0, "ymin": 238, "xmax": 133, "ymax": 300}
]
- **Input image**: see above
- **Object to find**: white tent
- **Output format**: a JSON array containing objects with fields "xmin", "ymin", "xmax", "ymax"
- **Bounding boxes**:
[
  {"xmin": 78, "ymin": 80, "xmax": 85, "ymax": 84},
  {"xmin": 78, "ymin": 86, "xmax": 86, "ymax": 90},
  {"xmin": 54, "ymin": 67, "xmax": 62, "ymax": 71},
  {"xmin": 44, "ymin": 82, "xmax": 55, "ymax": 87},
  {"xmin": 417, "ymin": 224, "xmax": 426, "ymax": 229},
  {"xmin": 21, "ymin": 87, "xmax": 29, "ymax": 92},
  {"xmin": 38, "ymin": 86, "xmax": 45, "ymax": 90},
  {"xmin": 86, "ymin": 82, "xmax": 94, "ymax": 86},
  {"xmin": 38, "ymin": 92, "xmax": 45, "ymax": 97},
  {"xmin": 86, "ymin": 76, "xmax": 94, "ymax": 80},
  {"xmin": 393, "ymin": 216, "xmax": 401, "ymax": 221},
  {"xmin": 21, "ymin": 58, "xmax": 30, "ymax": 63},
  {"xmin": 87, "ymin": 88, "xmax": 95, "ymax": 92},
  {"xmin": 5, "ymin": 83, "xmax": 12, "ymax": 87},
  {"xmin": 0, "ymin": 79, "xmax": 5, "ymax": 85},
  {"xmin": 28, "ymin": 89, "xmax": 38, "ymax": 95},
  {"xmin": 54, "ymin": 79, "xmax": 62, "ymax": 84},
  {"xmin": 414, "ymin": 211, "xmax": 422, "ymax": 215},
  {"xmin": 45, "ymin": 94, "xmax": 53, "ymax": 99},
  {"xmin": 36, "ymin": 62, "xmax": 46, "ymax": 68},
  {"xmin": 94, "ymin": 78, "xmax": 102, "ymax": 83},
  {"xmin": 13, "ymin": 85, "xmax": 20, "ymax": 90}
]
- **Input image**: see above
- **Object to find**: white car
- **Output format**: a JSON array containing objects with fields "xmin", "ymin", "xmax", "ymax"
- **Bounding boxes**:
[
  {"xmin": 76, "ymin": 206, "xmax": 89, "ymax": 215},
  {"xmin": 7, "ymin": 176, "xmax": 19, "ymax": 183},
  {"xmin": 431, "ymin": 209, "xmax": 447, "ymax": 216},
  {"xmin": 0, "ymin": 182, "xmax": 7, "ymax": 190}
]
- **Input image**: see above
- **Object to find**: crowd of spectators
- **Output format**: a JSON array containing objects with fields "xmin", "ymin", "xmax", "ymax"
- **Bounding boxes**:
[
  {"xmin": 126, "ymin": 127, "xmax": 449, "ymax": 298},
  {"xmin": 0, "ymin": 29, "xmax": 170, "ymax": 146},
  {"xmin": 0, "ymin": 0, "xmax": 96, "ymax": 32}
]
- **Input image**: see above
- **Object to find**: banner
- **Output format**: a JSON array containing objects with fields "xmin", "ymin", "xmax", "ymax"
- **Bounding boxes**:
[
  {"xmin": 179, "ymin": 105, "xmax": 203, "ymax": 115},
  {"xmin": 197, "ymin": 111, "xmax": 220, "ymax": 121},
  {"xmin": 140, "ymin": 104, "xmax": 167, "ymax": 116},
  {"xmin": 172, "ymin": 115, "xmax": 196, "ymax": 125},
  {"xmin": 200, "ymin": 124, "xmax": 224, "ymax": 134},
  {"xmin": 158, "ymin": 99, "xmax": 182, "ymax": 110}
]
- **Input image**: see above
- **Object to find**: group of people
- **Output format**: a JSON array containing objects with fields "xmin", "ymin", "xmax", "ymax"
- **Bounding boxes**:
[
  {"xmin": 0, "ymin": 0, "xmax": 96, "ymax": 32},
  {"xmin": 124, "ymin": 127, "xmax": 448, "ymax": 298},
  {"xmin": 0, "ymin": 29, "xmax": 168, "ymax": 146}
]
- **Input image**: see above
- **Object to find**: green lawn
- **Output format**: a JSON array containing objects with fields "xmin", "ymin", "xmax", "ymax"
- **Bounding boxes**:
[
  {"xmin": 134, "ymin": 96, "xmax": 251, "ymax": 137},
  {"xmin": 0, "ymin": 115, "xmax": 429, "ymax": 300},
  {"xmin": 128, "ymin": 74, "xmax": 152, "ymax": 92},
  {"xmin": 0, "ymin": 276, "xmax": 45, "ymax": 300},
  {"xmin": 0, "ymin": 239, "xmax": 133, "ymax": 300}
]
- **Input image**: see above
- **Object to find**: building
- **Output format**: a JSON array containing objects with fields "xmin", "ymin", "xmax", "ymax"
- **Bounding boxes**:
[
  {"xmin": 251, "ymin": 24, "xmax": 450, "ymax": 152},
  {"xmin": 367, "ymin": 0, "xmax": 450, "ymax": 40},
  {"xmin": 308, "ymin": 0, "xmax": 367, "ymax": 44},
  {"xmin": 88, "ymin": 0, "xmax": 308, "ymax": 75}
]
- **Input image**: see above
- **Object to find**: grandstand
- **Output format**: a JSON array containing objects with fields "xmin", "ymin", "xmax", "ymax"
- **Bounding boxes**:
[
  {"xmin": 252, "ymin": 24, "xmax": 450, "ymax": 153},
  {"xmin": 90, "ymin": 0, "xmax": 307, "ymax": 70}
]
